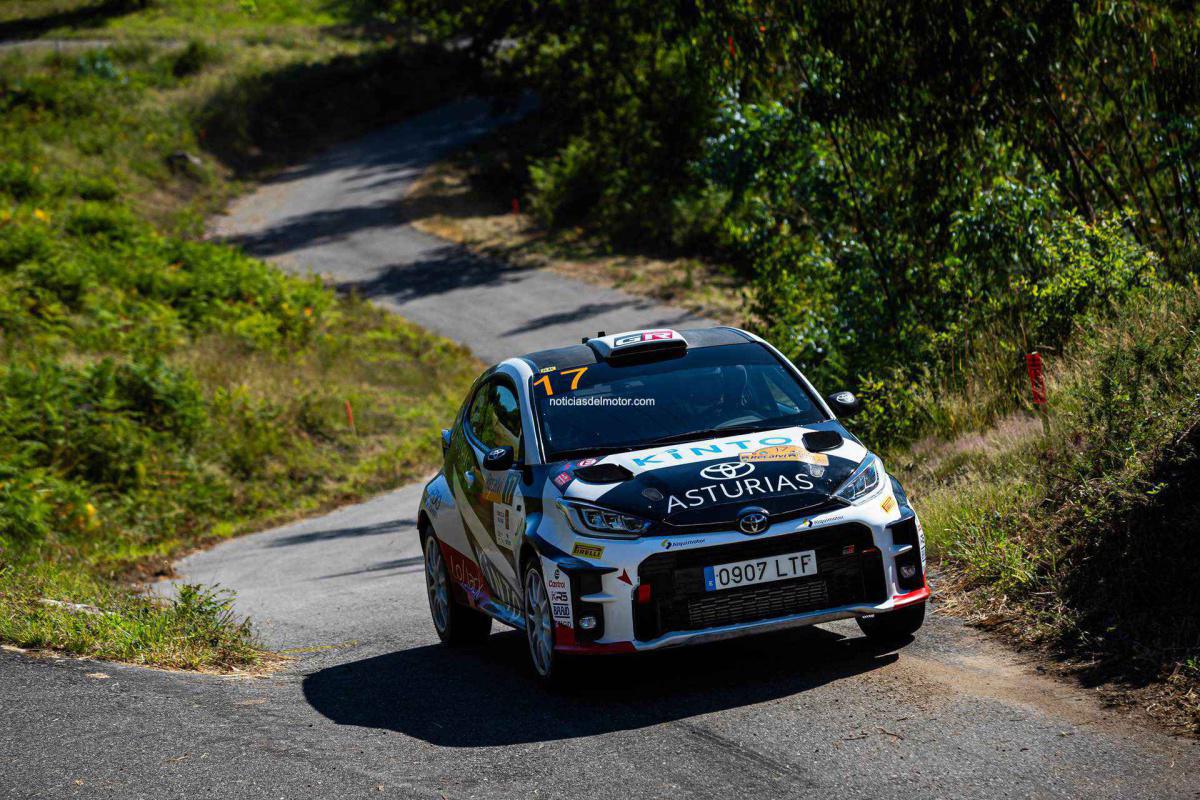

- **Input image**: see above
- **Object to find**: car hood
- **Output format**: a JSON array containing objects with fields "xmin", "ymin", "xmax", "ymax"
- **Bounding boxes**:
[{"xmin": 554, "ymin": 422, "xmax": 867, "ymax": 530}]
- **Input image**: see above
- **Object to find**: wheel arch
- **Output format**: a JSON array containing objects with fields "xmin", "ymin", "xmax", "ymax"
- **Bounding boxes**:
[
  {"xmin": 418, "ymin": 510, "xmax": 434, "ymax": 543},
  {"xmin": 518, "ymin": 540, "xmax": 539, "ymax": 579}
]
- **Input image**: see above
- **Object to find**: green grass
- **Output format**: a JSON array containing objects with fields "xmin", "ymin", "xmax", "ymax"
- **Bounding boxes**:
[
  {"xmin": 0, "ymin": 4, "xmax": 480, "ymax": 669},
  {"xmin": 899, "ymin": 285, "xmax": 1200, "ymax": 731},
  {"xmin": 0, "ymin": 1, "xmax": 341, "ymax": 42}
]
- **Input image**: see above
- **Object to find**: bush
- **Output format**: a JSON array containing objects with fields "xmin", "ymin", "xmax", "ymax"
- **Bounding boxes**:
[
  {"xmin": 771, "ymin": 210, "xmax": 1163, "ymax": 449},
  {"xmin": 171, "ymin": 40, "xmax": 221, "ymax": 78}
]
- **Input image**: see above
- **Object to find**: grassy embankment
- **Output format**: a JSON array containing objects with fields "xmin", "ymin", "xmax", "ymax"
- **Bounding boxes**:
[{"xmin": 0, "ymin": 1, "xmax": 480, "ymax": 670}]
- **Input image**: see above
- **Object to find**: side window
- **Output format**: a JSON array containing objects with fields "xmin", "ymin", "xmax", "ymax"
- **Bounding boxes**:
[{"xmin": 468, "ymin": 379, "xmax": 523, "ymax": 452}]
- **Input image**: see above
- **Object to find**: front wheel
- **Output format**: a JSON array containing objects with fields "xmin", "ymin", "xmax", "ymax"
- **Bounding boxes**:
[
  {"xmin": 424, "ymin": 535, "xmax": 491, "ymax": 645},
  {"xmin": 522, "ymin": 561, "xmax": 563, "ymax": 680},
  {"xmin": 857, "ymin": 601, "xmax": 925, "ymax": 644}
]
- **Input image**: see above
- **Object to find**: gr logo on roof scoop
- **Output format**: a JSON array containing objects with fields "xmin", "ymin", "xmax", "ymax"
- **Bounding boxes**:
[
  {"xmin": 613, "ymin": 330, "xmax": 675, "ymax": 347},
  {"xmin": 737, "ymin": 507, "xmax": 770, "ymax": 534},
  {"xmin": 700, "ymin": 461, "xmax": 755, "ymax": 480}
]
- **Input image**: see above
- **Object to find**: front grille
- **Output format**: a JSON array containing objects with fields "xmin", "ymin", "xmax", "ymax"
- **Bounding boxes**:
[
  {"xmin": 687, "ymin": 579, "xmax": 829, "ymax": 628},
  {"xmin": 634, "ymin": 523, "xmax": 885, "ymax": 640}
]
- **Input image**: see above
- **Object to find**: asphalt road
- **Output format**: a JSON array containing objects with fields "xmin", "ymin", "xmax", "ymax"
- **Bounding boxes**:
[{"xmin": 4, "ymin": 99, "xmax": 1198, "ymax": 800}]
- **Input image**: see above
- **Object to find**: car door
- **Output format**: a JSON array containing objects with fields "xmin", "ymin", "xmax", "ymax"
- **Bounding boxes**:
[{"xmin": 460, "ymin": 376, "xmax": 525, "ymax": 609}]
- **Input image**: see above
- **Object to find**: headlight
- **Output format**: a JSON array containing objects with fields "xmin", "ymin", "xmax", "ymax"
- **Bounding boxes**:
[
  {"xmin": 833, "ymin": 454, "xmax": 886, "ymax": 505},
  {"xmin": 556, "ymin": 500, "xmax": 651, "ymax": 539}
]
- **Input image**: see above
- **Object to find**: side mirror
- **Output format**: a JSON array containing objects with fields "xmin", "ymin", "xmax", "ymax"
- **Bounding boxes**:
[
  {"xmin": 826, "ymin": 390, "xmax": 861, "ymax": 417},
  {"xmin": 482, "ymin": 445, "xmax": 515, "ymax": 471},
  {"xmin": 441, "ymin": 429, "xmax": 452, "ymax": 454}
]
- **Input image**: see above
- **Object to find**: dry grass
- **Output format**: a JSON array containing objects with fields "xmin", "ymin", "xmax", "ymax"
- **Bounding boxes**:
[
  {"xmin": 404, "ymin": 160, "xmax": 748, "ymax": 325},
  {"xmin": 895, "ymin": 287, "xmax": 1200, "ymax": 734}
]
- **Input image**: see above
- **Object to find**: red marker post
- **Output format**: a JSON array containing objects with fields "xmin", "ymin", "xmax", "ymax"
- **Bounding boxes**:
[
  {"xmin": 1025, "ymin": 352, "xmax": 1049, "ymax": 433},
  {"xmin": 344, "ymin": 399, "xmax": 357, "ymax": 438}
]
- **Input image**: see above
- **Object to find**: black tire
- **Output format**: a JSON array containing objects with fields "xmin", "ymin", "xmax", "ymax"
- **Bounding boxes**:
[
  {"xmin": 423, "ymin": 534, "xmax": 491, "ymax": 645},
  {"xmin": 857, "ymin": 601, "xmax": 925, "ymax": 644},
  {"xmin": 522, "ymin": 559, "xmax": 566, "ymax": 681}
]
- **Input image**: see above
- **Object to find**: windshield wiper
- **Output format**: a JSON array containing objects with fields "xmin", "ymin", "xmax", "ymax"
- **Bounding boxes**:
[
  {"xmin": 548, "ymin": 444, "xmax": 641, "ymax": 462},
  {"xmin": 638, "ymin": 423, "xmax": 769, "ymax": 448}
]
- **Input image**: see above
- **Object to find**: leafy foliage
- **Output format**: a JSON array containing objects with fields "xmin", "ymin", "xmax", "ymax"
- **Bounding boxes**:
[{"xmin": 396, "ymin": 0, "xmax": 1198, "ymax": 443}]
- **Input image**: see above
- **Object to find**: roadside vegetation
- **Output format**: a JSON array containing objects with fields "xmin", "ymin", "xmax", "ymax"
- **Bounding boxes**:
[
  {"xmin": 404, "ymin": 139, "xmax": 748, "ymax": 325},
  {"xmin": 394, "ymin": 1, "xmax": 1200, "ymax": 729},
  {"xmin": 0, "ymin": 1, "xmax": 480, "ymax": 669}
]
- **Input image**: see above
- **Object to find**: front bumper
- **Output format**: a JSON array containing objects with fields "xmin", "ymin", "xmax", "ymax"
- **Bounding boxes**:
[
  {"xmin": 628, "ymin": 584, "xmax": 929, "ymax": 651},
  {"xmin": 540, "ymin": 490, "xmax": 929, "ymax": 654}
]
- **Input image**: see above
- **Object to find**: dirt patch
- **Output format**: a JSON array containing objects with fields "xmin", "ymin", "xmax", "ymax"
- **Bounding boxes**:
[{"xmin": 402, "ymin": 160, "xmax": 747, "ymax": 326}]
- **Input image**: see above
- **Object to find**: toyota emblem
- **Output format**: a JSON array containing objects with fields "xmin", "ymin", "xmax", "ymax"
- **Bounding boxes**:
[
  {"xmin": 700, "ymin": 461, "xmax": 755, "ymax": 480},
  {"xmin": 738, "ymin": 507, "xmax": 770, "ymax": 535}
]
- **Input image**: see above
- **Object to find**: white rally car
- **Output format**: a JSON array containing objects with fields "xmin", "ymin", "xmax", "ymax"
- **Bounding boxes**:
[{"xmin": 418, "ymin": 327, "xmax": 929, "ymax": 679}]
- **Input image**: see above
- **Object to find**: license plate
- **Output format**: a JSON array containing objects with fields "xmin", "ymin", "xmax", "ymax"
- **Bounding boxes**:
[{"xmin": 703, "ymin": 550, "xmax": 817, "ymax": 592}]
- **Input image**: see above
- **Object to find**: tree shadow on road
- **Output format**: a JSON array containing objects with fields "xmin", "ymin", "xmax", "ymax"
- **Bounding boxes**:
[
  {"xmin": 302, "ymin": 625, "xmax": 902, "ymax": 747},
  {"xmin": 0, "ymin": 0, "xmax": 141, "ymax": 42}
]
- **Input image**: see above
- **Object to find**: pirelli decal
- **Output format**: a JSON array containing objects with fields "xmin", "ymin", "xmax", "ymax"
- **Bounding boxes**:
[{"xmin": 571, "ymin": 542, "xmax": 605, "ymax": 560}]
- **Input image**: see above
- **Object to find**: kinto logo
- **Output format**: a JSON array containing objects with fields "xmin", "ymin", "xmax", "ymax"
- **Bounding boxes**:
[{"xmin": 699, "ymin": 461, "xmax": 755, "ymax": 481}]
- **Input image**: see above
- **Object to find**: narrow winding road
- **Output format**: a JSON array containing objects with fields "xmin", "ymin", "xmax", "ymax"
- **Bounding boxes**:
[{"xmin": 3, "ymin": 99, "xmax": 1197, "ymax": 800}]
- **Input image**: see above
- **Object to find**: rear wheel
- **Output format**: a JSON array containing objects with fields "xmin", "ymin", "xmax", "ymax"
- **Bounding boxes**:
[
  {"xmin": 424, "ymin": 535, "xmax": 491, "ymax": 645},
  {"xmin": 857, "ymin": 601, "xmax": 925, "ymax": 644},
  {"xmin": 522, "ymin": 560, "xmax": 562, "ymax": 680}
]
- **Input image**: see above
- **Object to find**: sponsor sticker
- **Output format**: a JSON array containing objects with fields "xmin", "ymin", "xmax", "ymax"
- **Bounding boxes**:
[
  {"xmin": 740, "ymin": 445, "xmax": 802, "ymax": 462},
  {"xmin": 425, "ymin": 484, "xmax": 447, "ymax": 515},
  {"xmin": 740, "ymin": 444, "xmax": 831, "ymax": 467},
  {"xmin": 661, "ymin": 537, "xmax": 707, "ymax": 550},
  {"xmin": 625, "ymin": 431, "xmax": 842, "ymax": 468},
  {"xmin": 553, "ymin": 470, "xmax": 573, "ymax": 489},
  {"xmin": 613, "ymin": 330, "xmax": 675, "ymax": 347},
  {"xmin": 539, "ymin": 366, "xmax": 557, "ymax": 374},
  {"xmin": 881, "ymin": 495, "xmax": 897, "ymax": 514},
  {"xmin": 441, "ymin": 543, "xmax": 488, "ymax": 606},
  {"xmin": 915, "ymin": 515, "xmax": 927, "ymax": 568},
  {"xmin": 481, "ymin": 470, "xmax": 516, "ymax": 503},
  {"xmin": 576, "ymin": 458, "xmax": 597, "ymax": 467},
  {"xmin": 665, "ymin": 470, "xmax": 816, "ymax": 513},
  {"xmin": 492, "ymin": 500, "xmax": 523, "ymax": 549},
  {"xmin": 572, "ymin": 542, "xmax": 605, "ymax": 560},
  {"xmin": 547, "ymin": 566, "xmax": 573, "ymax": 628},
  {"xmin": 501, "ymin": 472, "xmax": 519, "ymax": 504}
]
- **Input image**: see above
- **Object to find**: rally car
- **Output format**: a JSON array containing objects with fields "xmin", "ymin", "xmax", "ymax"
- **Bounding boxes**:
[{"xmin": 418, "ymin": 327, "xmax": 929, "ymax": 679}]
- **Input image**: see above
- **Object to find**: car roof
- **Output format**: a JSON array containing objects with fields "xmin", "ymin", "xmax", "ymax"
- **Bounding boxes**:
[{"xmin": 517, "ymin": 326, "xmax": 756, "ymax": 373}]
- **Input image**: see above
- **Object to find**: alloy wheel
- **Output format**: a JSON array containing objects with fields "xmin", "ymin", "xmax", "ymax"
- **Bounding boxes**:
[
  {"xmin": 524, "ymin": 569, "xmax": 554, "ymax": 676},
  {"xmin": 424, "ymin": 537, "xmax": 450, "ymax": 634}
]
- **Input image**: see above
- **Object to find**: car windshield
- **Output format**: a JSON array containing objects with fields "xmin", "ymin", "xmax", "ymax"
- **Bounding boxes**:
[{"xmin": 531, "ymin": 342, "xmax": 827, "ymax": 462}]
